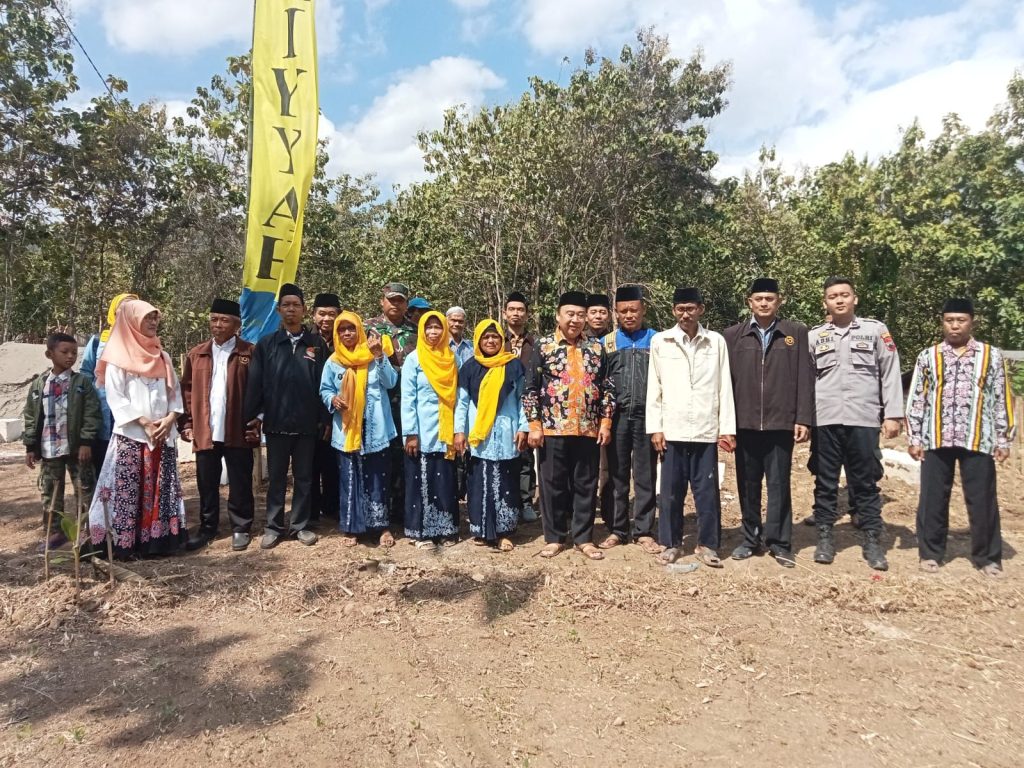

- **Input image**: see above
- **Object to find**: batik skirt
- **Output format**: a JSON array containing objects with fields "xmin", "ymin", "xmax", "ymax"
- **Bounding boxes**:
[
  {"xmin": 467, "ymin": 456, "xmax": 520, "ymax": 542},
  {"xmin": 403, "ymin": 451, "xmax": 458, "ymax": 540},
  {"xmin": 337, "ymin": 448, "xmax": 391, "ymax": 534},
  {"xmin": 88, "ymin": 434, "xmax": 187, "ymax": 559}
]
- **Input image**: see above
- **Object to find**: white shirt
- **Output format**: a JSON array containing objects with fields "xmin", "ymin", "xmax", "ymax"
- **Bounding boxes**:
[
  {"xmin": 105, "ymin": 363, "xmax": 184, "ymax": 448},
  {"xmin": 646, "ymin": 323, "xmax": 736, "ymax": 442},
  {"xmin": 209, "ymin": 336, "xmax": 236, "ymax": 443}
]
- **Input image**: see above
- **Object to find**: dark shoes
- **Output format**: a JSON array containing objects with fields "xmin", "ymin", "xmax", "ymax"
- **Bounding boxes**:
[
  {"xmin": 731, "ymin": 544, "xmax": 760, "ymax": 560},
  {"xmin": 232, "ymin": 532, "xmax": 251, "ymax": 551},
  {"xmin": 260, "ymin": 532, "xmax": 282, "ymax": 550},
  {"xmin": 771, "ymin": 549, "xmax": 796, "ymax": 568},
  {"xmin": 186, "ymin": 530, "xmax": 216, "ymax": 551},
  {"xmin": 862, "ymin": 530, "xmax": 888, "ymax": 571},
  {"xmin": 296, "ymin": 529, "xmax": 318, "ymax": 546},
  {"xmin": 814, "ymin": 525, "xmax": 835, "ymax": 564},
  {"xmin": 802, "ymin": 513, "xmax": 817, "ymax": 527}
]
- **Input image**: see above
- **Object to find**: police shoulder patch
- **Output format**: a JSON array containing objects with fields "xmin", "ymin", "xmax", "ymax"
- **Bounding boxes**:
[{"xmin": 881, "ymin": 331, "xmax": 896, "ymax": 352}]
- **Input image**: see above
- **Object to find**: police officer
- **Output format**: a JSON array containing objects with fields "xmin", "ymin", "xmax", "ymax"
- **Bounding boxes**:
[
  {"xmin": 597, "ymin": 285, "xmax": 660, "ymax": 553},
  {"xmin": 809, "ymin": 277, "xmax": 903, "ymax": 570}
]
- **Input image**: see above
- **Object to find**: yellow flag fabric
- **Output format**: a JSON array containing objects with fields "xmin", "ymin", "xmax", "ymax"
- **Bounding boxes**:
[
  {"xmin": 468, "ymin": 320, "xmax": 518, "ymax": 447},
  {"xmin": 240, "ymin": 0, "xmax": 319, "ymax": 341}
]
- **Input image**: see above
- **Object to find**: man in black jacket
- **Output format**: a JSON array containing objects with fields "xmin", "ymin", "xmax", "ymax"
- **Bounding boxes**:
[
  {"xmin": 723, "ymin": 278, "xmax": 814, "ymax": 567},
  {"xmin": 244, "ymin": 283, "xmax": 329, "ymax": 549},
  {"xmin": 597, "ymin": 286, "xmax": 661, "ymax": 554}
]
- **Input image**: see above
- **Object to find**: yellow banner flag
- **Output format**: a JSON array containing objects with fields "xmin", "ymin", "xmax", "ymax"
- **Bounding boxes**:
[{"xmin": 240, "ymin": 0, "xmax": 318, "ymax": 341}]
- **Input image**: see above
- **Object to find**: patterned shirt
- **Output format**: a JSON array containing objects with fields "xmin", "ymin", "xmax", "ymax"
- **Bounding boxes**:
[
  {"xmin": 41, "ymin": 370, "xmax": 71, "ymax": 459},
  {"xmin": 523, "ymin": 330, "xmax": 615, "ymax": 438},
  {"xmin": 449, "ymin": 336, "xmax": 474, "ymax": 367},
  {"xmin": 906, "ymin": 338, "xmax": 1015, "ymax": 455}
]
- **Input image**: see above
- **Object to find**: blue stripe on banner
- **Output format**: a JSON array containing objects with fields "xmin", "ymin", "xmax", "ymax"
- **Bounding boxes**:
[{"xmin": 239, "ymin": 288, "xmax": 280, "ymax": 342}]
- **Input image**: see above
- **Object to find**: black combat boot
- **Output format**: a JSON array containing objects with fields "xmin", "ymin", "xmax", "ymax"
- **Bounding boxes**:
[
  {"xmin": 862, "ymin": 529, "xmax": 888, "ymax": 571},
  {"xmin": 813, "ymin": 524, "xmax": 835, "ymax": 564}
]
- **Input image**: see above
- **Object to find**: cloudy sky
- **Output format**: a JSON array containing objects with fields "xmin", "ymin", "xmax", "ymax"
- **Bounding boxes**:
[{"xmin": 65, "ymin": 0, "xmax": 1024, "ymax": 190}]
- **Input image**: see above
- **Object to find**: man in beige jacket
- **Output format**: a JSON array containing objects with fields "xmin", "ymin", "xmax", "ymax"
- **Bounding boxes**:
[{"xmin": 647, "ymin": 287, "xmax": 736, "ymax": 567}]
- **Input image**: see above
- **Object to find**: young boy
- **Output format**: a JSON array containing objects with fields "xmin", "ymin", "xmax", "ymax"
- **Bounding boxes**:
[{"xmin": 23, "ymin": 333, "xmax": 102, "ymax": 548}]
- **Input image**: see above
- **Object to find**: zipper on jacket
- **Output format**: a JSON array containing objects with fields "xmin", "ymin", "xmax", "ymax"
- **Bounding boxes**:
[{"xmin": 759, "ymin": 335, "xmax": 766, "ymax": 431}]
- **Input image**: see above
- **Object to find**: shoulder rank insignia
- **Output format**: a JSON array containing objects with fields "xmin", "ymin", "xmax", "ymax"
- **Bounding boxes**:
[{"xmin": 880, "ymin": 331, "xmax": 896, "ymax": 352}]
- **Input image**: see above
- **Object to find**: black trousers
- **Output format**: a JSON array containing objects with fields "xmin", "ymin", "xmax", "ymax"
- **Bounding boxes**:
[
  {"xmin": 387, "ymin": 437, "xmax": 406, "ymax": 525},
  {"xmin": 311, "ymin": 437, "xmax": 340, "ymax": 522},
  {"xmin": 736, "ymin": 429, "xmax": 794, "ymax": 552},
  {"xmin": 605, "ymin": 412, "xmax": 657, "ymax": 539},
  {"xmin": 917, "ymin": 447, "xmax": 1001, "ymax": 567},
  {"xmin": 518, "ymin": 447, "xmax": 537, "ymax": 509},
  {"xmin": 539, "ymin": 436, "xmax": 599, "ymax": 545},
  {"xmin": 92, "ymin": 439, "xmax": 110, "ymax": 478},
  {"xmin": 811, "ymin": 425, "xmax": 883, "ymax": 531},
  {"xmin": 195, "ymin": 443, "xmax": 254, "ymax": 534},
  {"xmin": 658, "ymin": 441, "xmax": 721, "ymax": 550},
  {"xmin": 264, "ymin": 433, "xmax": 315, "ymax": 535}
]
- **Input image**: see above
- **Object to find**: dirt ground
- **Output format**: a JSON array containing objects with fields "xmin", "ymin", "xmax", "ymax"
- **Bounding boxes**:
[{"xmin": 1, "ymin": 443, "xmax": 1022, "ymax": 768}]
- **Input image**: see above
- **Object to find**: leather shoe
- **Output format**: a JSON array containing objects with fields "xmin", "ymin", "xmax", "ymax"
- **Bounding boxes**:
[
  {"xmin": 260, "ymin": 532, "xmax": 282, "ymax": 550},
  {"xmin": 296, "ymin": 529, "xmax": 318, "ymax": 546},
  {"xmin": 772, "ymin": 549, "xmax": 796, "ymax": 568},
  {"xmin": 186, "ymin": 530, "xmax": 215, "ymax": 551},
  {"xmin": 232, "ymin": 532, "xmax": 251, "ymax": 551},
  {"xmin": 731, "ymin": 544, "xmax": 759, "ymax": 560}
]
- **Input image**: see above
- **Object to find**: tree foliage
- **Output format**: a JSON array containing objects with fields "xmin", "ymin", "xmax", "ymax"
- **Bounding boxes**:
[{"xmin": 1, "ymin": 10, "xmax": 1021, "ymax": 369}]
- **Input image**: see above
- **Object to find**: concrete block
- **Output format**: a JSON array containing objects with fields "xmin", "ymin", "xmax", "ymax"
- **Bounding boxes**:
[
  {"xmin": 881, "ymin": 448, "xmax": 920, "ymax": 486},
  {"xmin": 0, "ymin": 418, "xmax": 23, "ymax": 442}
]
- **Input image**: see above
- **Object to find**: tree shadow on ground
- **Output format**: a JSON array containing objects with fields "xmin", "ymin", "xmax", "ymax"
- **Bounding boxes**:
[
  {"xmin": 0, "ymin": 624, "xmax": 317, "ymax": 747},
  {"xmin": 396, "ymin": 567, "xmax": 547, "ymax": 623}
]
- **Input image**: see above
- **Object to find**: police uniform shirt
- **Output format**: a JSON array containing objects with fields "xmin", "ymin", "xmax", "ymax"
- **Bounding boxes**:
[{"xmin": 808, "ymin": 316, "xmax": 903, "ymax": 428}]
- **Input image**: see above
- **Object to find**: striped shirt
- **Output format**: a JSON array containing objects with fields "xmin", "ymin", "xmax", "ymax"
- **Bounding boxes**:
[{"xmin": 906, "ymin": 339, "xmax": 1015, "ymax": 454}]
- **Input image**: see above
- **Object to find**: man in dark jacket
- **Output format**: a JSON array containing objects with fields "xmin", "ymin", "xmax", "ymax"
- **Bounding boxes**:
[
  {"xmin": 503, "ymin": 291, "xmax": 539, "ymax": 522},
  {"xmin": 244, "ymin": 283, "xmax": 329, "ymax": 549},
  {"xmin": 180, "ymin": 299, "xmax": 257, "ymax": 551},
  {"xmin": 723, "ymin": 278, "xmax": 814, "ymax": 567},
  {"xmin": 310, "ymin": 292, "xmax": 342, "ymax": 526},
  {"xmin": 598, "ymin": 285, "xmax": 660, "ymax": 554}
]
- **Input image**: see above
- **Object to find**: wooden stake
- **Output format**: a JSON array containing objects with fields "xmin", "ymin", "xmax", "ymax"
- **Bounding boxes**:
[{"xmin": 42, "ymin": 483, "xmax": 59, "ymax": 582}]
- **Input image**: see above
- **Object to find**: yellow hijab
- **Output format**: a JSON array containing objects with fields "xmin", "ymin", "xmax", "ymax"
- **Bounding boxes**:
[
  {"xmin": 330, "ymin": 311, "xmax": 394, "ymax": 452},
  {"xmin": 100, "ymin": 292, "xmax": 139, "ymax": 342},
  {"xmin": 416, "ymin": 311, "xmax": 458, "ymax": 459},
  {"xmin": 468, "ymin": 320, "xmax": 518, "ymax": 447}
]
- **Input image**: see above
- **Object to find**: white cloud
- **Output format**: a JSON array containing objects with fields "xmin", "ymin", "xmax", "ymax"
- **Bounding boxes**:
[
  {"xmin": 518, "ymin": 0, "xmax": 1024, "ymax": 175},
  {"xmin": 450, "ymin": 0, "xmax": 492, "ymax": 10},
  {"xmin": 69, "ymin": 0, "xmax": 342, "ymax": 58},
  {"xmin": 322, "ymin": 57, "xmax": 505, "ymax": 190}
]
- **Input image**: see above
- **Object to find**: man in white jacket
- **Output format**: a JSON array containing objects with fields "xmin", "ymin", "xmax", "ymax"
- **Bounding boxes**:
[{"xmin": 647, "ymin": 287, "xmax": 736, "ymax": 567}]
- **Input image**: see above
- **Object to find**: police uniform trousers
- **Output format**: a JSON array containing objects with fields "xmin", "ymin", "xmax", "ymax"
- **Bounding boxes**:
[
  {"xmin": 916, "ymin": 447, "xmax": 1001, "ymax": 568},
  {"xmin": 195, "ymin": 443, "xmax": 254, "ymax": 535},
  {"xmin": 735, "ymin": 429, "xmax": 794, "ymax": 552},
  {"xmin": 811, "ymin": 425, "xmax": 883, "ymax": 531},
  {"xmin": 605, "ymin": 412, "xmax": 657, "ymax": 540},
  {"xmin": 658, "ymin": 441, "xmax": 721, "ymax": 550},
  {"xmin": 539, "ymin": 436, "xmax": 599, "ymax": 545}
]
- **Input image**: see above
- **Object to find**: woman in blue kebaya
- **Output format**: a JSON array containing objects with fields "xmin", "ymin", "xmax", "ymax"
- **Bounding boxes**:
[
  {"xmin": 454, "ymin": 320, "xmax": 528, "ymax": 551},
  {"xmin": 401, "ymin": 311, "xmax": 459, "ymax": 549},
  {"xmin": 320, "ymin": 311, "xmax": 397, "ymax": 548}
]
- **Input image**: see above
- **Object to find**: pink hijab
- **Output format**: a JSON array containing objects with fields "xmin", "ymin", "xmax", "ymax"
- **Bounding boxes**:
[{"xmin": 97, "ymin": 300, "xmax": 175, "ymax": 392}]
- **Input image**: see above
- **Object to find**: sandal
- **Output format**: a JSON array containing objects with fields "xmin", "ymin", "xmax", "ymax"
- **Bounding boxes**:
[
  {"xmin": 598, "ymin": 534, "xmax": 622, "ymax": 550},
  {"xmin": 980, "ymin": 563, "xmax": 1003, "ymax": 578},
  {"xmin": 696, "ymin": 546, "xmax": 723, "ymax": 568},
  {"xmin": 498, "ymin": 538, "xmax": 514, "ymax": 552},
  {"xmin": 378, "ymin": 531, "xmax": 395, "ymax": 548},
  {"xmin": 637, "ymin": 536, "xmax": 664, "ymax": 555},
  {"xmin": 473, "ymin": 537, "xmax": 489, "ymax": 547},
  {"xmin": 575, "ymin": 543, "xmax": 605, "ymax": 561},
  {"xmin": 339, "ymin": 535, "xmax": 358, "ymax": 548},
  {"xmin": 658, "ymin": 547, "xmax": 681, "ymax": 564},
  {"xmin": 538, "ymin": 543, "xmax": 564, "ymax": 558},
  {"xmin": 414, "ymin": 539, "xmax": 436, "ymax": 550},
  {"xmin": 919, "ymin": 559, "xmax": 940, "ymax": 574}
]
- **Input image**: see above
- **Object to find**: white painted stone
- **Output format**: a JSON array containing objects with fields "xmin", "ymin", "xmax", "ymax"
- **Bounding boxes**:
[
  {"xmin": 0, "ymin": 418, "xmax": 23, "ymax": 442},
  {"xmin": 881, "ymin": 448, "xmax": 921, "ymax": 486}
]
